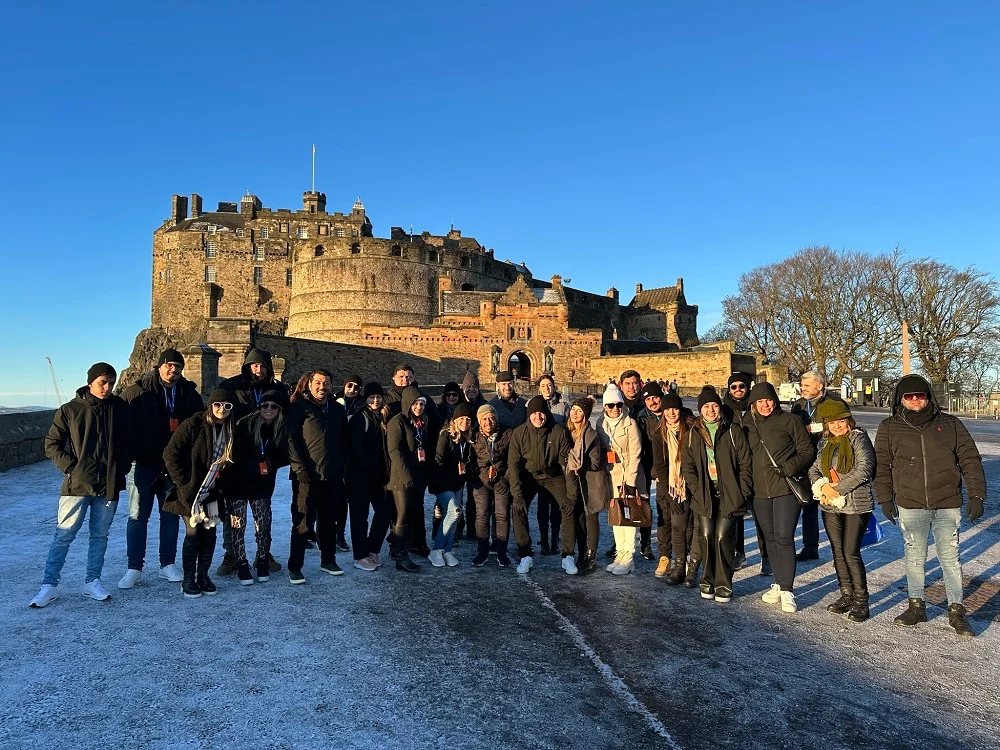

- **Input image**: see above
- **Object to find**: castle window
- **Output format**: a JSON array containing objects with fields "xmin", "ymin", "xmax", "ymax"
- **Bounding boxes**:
[
  {"xmin": 461, "ymin": 283, "xmax": 475, "ymax": 291},
  {"xmin": 253, "ymin": 267, "xmax": 264, "ymax": 285},
  {"xmin": 267, "ymin": 301, "xmax": 279, "ymax": 313},
  {"xmin": 165, "ymin": 269, "xmax": 173, "ymax": 284},
  {"xmin": 236, "ymin": 228, "xmax": 244, "ymax": 238},
  {"xmin": 253, "ymin": 245, "xmax": 265, "ymax": 261},
  {"xmin": 391, "ymin": 244, "xmax": 402, "ymax": 257},
  {"xmin": 279, "ymin": 222, "xmax": 288, "ymax": 234},
  {"xmin": 460, "ymin": 255, "xmax": 470, "ymax": 268},
  {"xmin": 204, "ymin": 265, "xmax": 217, "ymax": 283},
  {"xmin": 335, "ymin": 228, "xmax": 346, "ymax": 238},
  {"xmin": 429, "ymin": 250, "xmax": 439, "ymax": 263},
  {"xmin": 319, "ymin": 224, "xmax": 329, "ymax": 236},
  {"xmin": 314, "ymin": 245, "xmax": 325, "ymax": 257},
  {"xmin": 286, "ymin": 268, "xmax": 292, "ymax": 286},
  {"xmin": 351, "ymin": 243, "xmax": 361, "ymax": 255},
  {"xmin": 260, "ymin": 226, "xmax": 269, "ymax": 240},
  {"xmin": 207, "ymin": 224, "xmax": 217, "ymax": 235},
  {"xmin": 297, "ymin": 226, "xmax": 308, "ymax": 239},
  {"xmin": 205, "ymin": 241, "xmax": 217, "ymax": 259}
]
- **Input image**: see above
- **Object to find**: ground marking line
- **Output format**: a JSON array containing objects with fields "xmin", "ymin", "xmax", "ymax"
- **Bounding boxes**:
[{"xmin": 520, "ymin": 573, "xmax": 683, "ymax": 749}]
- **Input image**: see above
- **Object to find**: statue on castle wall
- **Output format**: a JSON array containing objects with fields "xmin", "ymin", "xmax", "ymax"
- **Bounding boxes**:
[
  {"xmin": 543, "ymin": 345, "xmax": 555, "ymax": 374},
  {"xmin": 491, "ymin": 344, "xmax": 502, "ymax": 373}
]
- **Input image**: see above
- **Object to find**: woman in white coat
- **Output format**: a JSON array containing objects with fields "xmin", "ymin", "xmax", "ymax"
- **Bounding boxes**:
[{"xmin": 598, "ymin": 384, "xmax": 648, "ymax": 575}]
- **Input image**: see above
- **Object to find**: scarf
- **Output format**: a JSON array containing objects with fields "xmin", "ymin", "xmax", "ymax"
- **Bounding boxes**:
[
  {"xmin": 664, "ymin": 426, "xmax": 685, "ymax": 501},
  {"xmin": 567, "ymin": 425, "xmax": 587, "ymax": 474},
  {"xmin": 902, "ymin": 403, "xmax": 935, "ymax": 427},
  {"xmin": 190, "ymin": 421, "xmax": 232, "ymax": 529},
  {"xmin": 820, "ymin": 433, "xmax": 854, "ymax": 480}
]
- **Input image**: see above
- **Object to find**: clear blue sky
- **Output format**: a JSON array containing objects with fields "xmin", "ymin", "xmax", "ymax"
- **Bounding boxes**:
[{"xmin": 1, "ymin": 2, "xmax": 997, "ymax": 406}]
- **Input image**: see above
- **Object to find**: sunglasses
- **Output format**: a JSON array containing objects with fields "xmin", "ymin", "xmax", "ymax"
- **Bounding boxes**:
[
  {"xmin": 213, "ymin": 402, "xmax": 233, "ymax": 411},
  {"xmin": 260, "ymin": 402, "xmax": 280, "ymax": 410},
  {"xmin": 729, "ymin": 384, "xmax": 747, "ymax": 391},
  {"xmin": 446, "ymin": 392, "xmax": 461, "ymax": 398},
  {"xmin": 606, "ymin": 404, "xmax": 623, "ymax": 410},
  {"xmin": 902, "ymin": 393, "xmax": 928, "ymax": 401}
]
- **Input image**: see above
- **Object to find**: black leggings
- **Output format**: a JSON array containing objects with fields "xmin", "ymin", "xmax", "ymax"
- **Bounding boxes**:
[
  {"xmin": 697, "ymin": 512, "xmax": 734, "ymax": 592},
  {"xmin": 347, "ymin": 475, "xmax": 391, "ymax": 561},
  {"xmin": 537, "ymin": 493, "xmax": 562, "ymax": 545},
  {"xmin": 823, "ymin": 511, "xmax": 870, "ymax": 596},
  {"xmin": 182, "ymin": 522, "xmax": 217, "ymax": 577},
  {"xmin": 391, "ymin": 486, "xmax": 427, "ymax": 542},
  {"xmin": 753, "ymin": 495, "xmax": 800, "ymax": 591}
]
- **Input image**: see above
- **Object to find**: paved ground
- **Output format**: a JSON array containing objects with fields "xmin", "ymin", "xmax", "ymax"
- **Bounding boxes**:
[{"xmin": 2, "ymin": 409, "xmax": 998, "ymax": 750}]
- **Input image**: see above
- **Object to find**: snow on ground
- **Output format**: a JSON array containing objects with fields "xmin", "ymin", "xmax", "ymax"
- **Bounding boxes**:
[{"xmin": 1, "ymin": 410, "xmax": 997, "ymax": 750}]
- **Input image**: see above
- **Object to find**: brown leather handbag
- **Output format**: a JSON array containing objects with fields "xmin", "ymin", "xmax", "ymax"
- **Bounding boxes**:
[{"xmin": 608, "ymin": 485, "xmax": 652, "ymax": 528}]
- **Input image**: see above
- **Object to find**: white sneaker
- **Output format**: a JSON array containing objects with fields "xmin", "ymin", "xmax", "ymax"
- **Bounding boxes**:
[
  {"xmin": 159, "ymin": 563, "xmax": 184, "ymax": 583},
  {"xmin": 428, "ymin": 549, "xmax": 446, "ymax": 568},
  {"xmin": 516, "ymin": 555, "xmax": 533, "ymax": 574},
  {"xmin": 762, "ymin": 583, "xmax": 782, "ymax": 604},
  {"xmin": 443, "ymin": 552, "xmax": 459, "ymax": 567},
  {"xmin": 612, "ymin": 558, "xmax": 634, "ymax": 576},
  {"xmin": 562, "ymin": 556, "xmax": 578, "ymax": 575},
  {"xmin": 83, "ymin": 580, "xmax": 111, "ymax": 601},
  {"xmin": 29, "ymin": 584, "xmax": 58, "ymax": 608},
  {"xmin": 118, "ymin": 569, "xmax": 142, "ymax": 589},
  {"xmin": 780, "ymin": 590, "xmax": 798, "ymax": 613},
  {"xmin": 353, "ymin": 557, "xmax": 377, "ymax": 572},
  {"xmin": 606, "ymin": 555, "xmax": 622, "ymax": 574}
]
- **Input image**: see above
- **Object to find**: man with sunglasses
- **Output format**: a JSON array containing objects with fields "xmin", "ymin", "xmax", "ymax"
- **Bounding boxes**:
[
  {"xmin": 875, "ymin": 374, "xmax": 986, "ymax": 637},
  {"xmin": 334, "ymin": 374, "xmax": 364, "ymax": 417}
]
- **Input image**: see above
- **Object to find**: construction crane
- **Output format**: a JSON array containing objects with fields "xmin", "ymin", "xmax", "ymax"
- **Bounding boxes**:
[{"xmin": 45, "ymin": 356, "xmax": 65, "ymax": 405}]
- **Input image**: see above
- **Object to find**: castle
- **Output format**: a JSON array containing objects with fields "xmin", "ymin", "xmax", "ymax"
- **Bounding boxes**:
[{"xmin": 143, "ymin": 190, "xmax": 756, "ymax": 392}]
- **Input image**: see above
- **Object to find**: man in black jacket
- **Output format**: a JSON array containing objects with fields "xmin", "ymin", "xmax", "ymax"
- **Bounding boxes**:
[
  {"xmin": 31, "ymin": 363, "xmax": 132, "ymax": 608},
  {"xmin": 507, "ymin": 396, "xmax": 572, "ymax": 574},
  {"xmin": 875, "ymin": 374, "xmax": 986, "ymax": 637},
  {"xmin": 722, "ymin": 372, "xmax": 767, "ymax": 573},
  {"xmin": 287, "ymin": 369, "xmax": 349, "ymax": 583},
  {"xmin": 384, "ymin": 363, "xmax": 416, "ymax": 421},
  {"xmin": 117, "ymin": 349, "xmax": 204, "ymax": 590}
]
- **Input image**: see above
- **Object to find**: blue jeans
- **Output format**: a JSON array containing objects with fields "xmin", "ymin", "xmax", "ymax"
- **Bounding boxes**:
[
  {"xmin": 432, "ymin": 489, "xmax": 464, "ymax": 552},
  {"xmin": 42, "ymin": 495, "xmax": 118, "ymax": 585},
  {"xmin": 898, "ymin": 507, "xmax": 964, "ymax": 605},
  {"xmin": 126, "ymin": 463, "xmax": 180, "ymax": 570}
]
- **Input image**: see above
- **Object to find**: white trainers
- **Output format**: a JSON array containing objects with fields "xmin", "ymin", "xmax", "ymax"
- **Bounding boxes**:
[
  {"xmin": 118, "ymin": 569, "xmax": 142, "ymax": 589},
  {"xmin": 516, "ymin": 555, "xmax": 534, "ymax": 574},
  {"xmin": 562, "ymin": 556, "xmax": 579, "ymax": 575},
  {"xmin": 780, "ymin": 590, "xmax": 798, "ymax": 613},
  {"xmin": 443, "ymin": 552, "xmax": 459, "ymax": 567},
  {"xmin": 606, "ymin": 555, "xmax": 622, "ymax": 574},
  {"xmin": 762, "ymin": 583, "xmax": 782, "ymax": 604},
  {"xmin": 612, "ymin": 558, "xmax": 634, "ymax": 576},
  {"xmin": 29, "ymin": 584, "xmax": 58, "ymax": 608},
  {"xmin": 428, "ymin": 549, "xmax": 446, "ymax": 568},
  {"xmin": 353, "ymin": 557, "xmax": 377, "ymax": 572},
  {"xmin": 159, "ymin": 563, "xmax": 184, "ymax": 582},
  {"xmin": 83, "ymin": 580, "xmax": 111, "ymax": 601}
]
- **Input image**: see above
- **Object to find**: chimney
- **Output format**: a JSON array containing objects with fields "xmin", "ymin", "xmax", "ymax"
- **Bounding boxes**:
[
  {"xmin": 636, "ymin": 283, "xmax": 643, "ymax": 295},
  {"xmin": 607, "ymin": 287, "xmax": 619, "ymax": 304},
  {"xmin": 676, "ymin": 277, "xmax": 684, "ymax": 292},
  {"xmin": 190, "ymin": 194, "xmax": 202, "ymax": 219},
  {"xmin": 551, "ymin": 275, "xmax": 562, "ymax": 289},
  {"xmin": 171, "ymin": 194, "xmax": 188, "ymax": 225}
]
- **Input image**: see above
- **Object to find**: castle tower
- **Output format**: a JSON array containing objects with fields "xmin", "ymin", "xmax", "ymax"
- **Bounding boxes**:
[{"xmin": 303, "ymin": 191, "xmax": 327, "ymax": 213}]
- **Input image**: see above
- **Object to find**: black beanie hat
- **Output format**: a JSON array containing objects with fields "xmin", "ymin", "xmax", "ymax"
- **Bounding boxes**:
[
  {"xmin": 157, "ymin": 349, "xmax": 185, "ymax": 368},
  {"xmin": 661, "ymin": 392, "xmax": 682, "ymax": 410},
  {"xmin": 897, "ymin": 375, "xmax": 931, "ymax": 398},
  {"xmin": 728, "ymin": 372, "xmax": 751, "ymax": 388},
  {"xmin": 452, "ymin": 401, "xmax": 474, "ymax": 420},
  {"xmin": 364, "ymin": 382, "xmax": 385, "ymax": 398},
  {"xmin": 207, "ymin": 388, "xmax": 232, "ymax": 405},
  {"xmin": 572, "ymin": 397, "xmax": 595, "ymax": 420},
  {"xmin": 87, "ymin": 362, "xmax": 117, "ymax": 384},
  {"xmin": 748, "ymin": 381, "xmax": 779, "ymax": 404},
  {"xmin": 260, "ymin": 388, "xmax": 286, "ymax": 407},
  {"xmin": 697, "ymin": 386, "xmax": 723, "ymax": 411},
  {"xmin": 443, "ymin": 381, "xmax": 462, "ymax": 395},
  {"xmin": 641, "ymin": 381, "xmax": 664, "ymax": 400},
  {"xmin": 344, "ymin": 373, "xmax": 363, "ymax": 388},
  {"xmin": 526, "ymin": 395, "xmax": 549, "ymax": 417}
]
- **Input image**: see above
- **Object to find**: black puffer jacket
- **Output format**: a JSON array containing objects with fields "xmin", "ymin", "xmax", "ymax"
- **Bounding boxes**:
[
  {"xmin": 808, "ymin": 428, "xmax": 875, "ymax": 515},
  {"xmin": 471, "ymin": 426, "xmax": 512, "ymax": 494},
  {"xmin": 218, "ymin": 348, "xmax": 287, "ymax": 422},
  {"xmin": 681, "ymin": 419, "xmax": 753, "ymax": 519},
  {"xmin": 227, "ymin": 411, "xmax": 290, "ymax": 499},
  {"xmin": 287, "ymin": 396, "xmax": 348, "ymax": 483},
  {"xmin": 874, "ymin": 378, "xmax": 986, "ymax": 510},
  {"xmin": 507, "ymin": 416, "xmax": 571, "ymax": 500},
  {"xmin": 636, "ymin": 407, "xmax": 661, "ymax": 481},
  {"xmin": 44, "ymin": 386, "xmax": 132, "ymax": 500},
  {"xmin": 120, "ymin": 370, "xmax": 204, "ymax": 466},
  {"xmin": 162, "ymin": 412, "xmax": 232, "ymax": 517},
  {"xmin": 386, "ymin": 386, "xmax": 431, "ymax": 491},
  {"xmin": 347, "ymin": 408, "xmax": 389, "ymax": 487},
  {"xmin": 430, "ymin": 428, "xmax": 473, "ymax": 494},
  {"xmin": 746, "ymin": 406, "xmax": 815, "ymax": 500}
]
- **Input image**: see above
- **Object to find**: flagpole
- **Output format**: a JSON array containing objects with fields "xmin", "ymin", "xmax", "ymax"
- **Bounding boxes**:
[{"xmin": 311, "ymin": 145, "xmax": 316, "ymax": 192}]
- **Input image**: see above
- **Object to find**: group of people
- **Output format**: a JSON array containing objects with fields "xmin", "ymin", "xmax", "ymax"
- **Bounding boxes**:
[{"xmin": 28, "ymin": 350, "xmax": 988, "ymax": 638}]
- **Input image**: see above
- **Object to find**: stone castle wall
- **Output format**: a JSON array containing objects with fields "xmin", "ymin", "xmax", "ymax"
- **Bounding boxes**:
[
  {"xmin": 0, "ymin": 410, "xmax": 56, "ymax": 472},
  {"xmin": 590, "ymin": 351, "xmax": 758, "ymax": 394}
]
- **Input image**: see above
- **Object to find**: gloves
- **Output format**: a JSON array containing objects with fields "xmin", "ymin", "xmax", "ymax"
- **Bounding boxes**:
[
  {"xmin": 880, "ymin": 501, "xmax": 898, "ymax": 525},
  {"xmin": 966, "ymin": 497, "xmax": 984, "ymax": 522},
  {"xmin": 771, "ymin": 465, "xmax": 786, "ymax": 478}
]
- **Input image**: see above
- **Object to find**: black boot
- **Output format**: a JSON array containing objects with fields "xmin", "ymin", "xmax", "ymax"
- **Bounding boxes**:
[
  {"xmin": 605, "ymin": 545, "xmax": 618, "ymax": 559},
  {"xmin": 387, "ymin": 532, "xmax": 399, "ymax": 561},
  {"xmin": 893, "ymin": 598, "xmax": 927, "ymax": 626},
  {"xmin": 640, "ymin": 542, "xmax": 655, "ymax": 561},
  {"xmin": 578, "ymin": 551, "xmax": 598, "ymax": 575},
  {"xmin": 848, "ymin": 592, "xmax": 870, "ymax": 623},
  {"xmin": 197, "ymin": 531, "xmax": 218, "ymax": 596},
  {"xmin": 684, "ymin": 559, "xmax": 699, "ymax": 588},
  {"xmin": 666, "ymin": 560, "xmax": 685, "ymax": 586},
  {"xmin": 947, "ymin": 604, "xmax": 975, "ymax": 637},
  {"xmin": 540, "ymin": 530, "xmax": 551, "ymax": 556},
  {"xmin": 182, "ymin": 539, "xmax": 201, "ymax": 598},
  {"xmin": 827, "ymin": 589, "xmax": 854, "ymax": 614},
  {"xmin": 395, "ymin": 528, "xmax": 420, "ymax": 573},
  {"xmin": 472, "ymin": 539, "xmax": 490, "ymax": 567},
  {"xmin": 336, "ymin": 531, "xmax": 350, "ymax": 552}
]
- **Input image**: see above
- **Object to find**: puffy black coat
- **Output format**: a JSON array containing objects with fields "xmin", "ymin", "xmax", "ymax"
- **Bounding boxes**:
[
  {"xmin": 347, "ymin": 408, "xmax": 389, "ymax": 487},
  {"xmin": 162, "ymin": 412, "xmax": 232, "ymax": 518},
  {"xmin": 746, "ymin": 406, "xmax": 815, "ymax": 499},
  {"xmin": 287, "ymin": 396, "xmax": 348, "ymax": 483},
  {"xmin": 507, "ymin": 417, "xmax": 571, "ymax": 501},
  {"xmin": 429, "ymin": 428, "xmax": 473, "ymax": 495},
  {"xmin": 808, "ymin": 429, "xmax": 876, "ymax": 514},
  {"xmin": 566, "ymin": 423, "xmax": 611, "ymax": 514},
  {"xmin": 636, "ymin": 407, "xmax": 661, "ymax": 480},
  {"xmin": 681, "ymin": 419, "xmax": 753, "ymax": 519},
  {"xmin": 471, "ymin": 427, "xmax": 512, "ymax": 494},
  {"xmin": 874, "ymin": 380, "xmax": 986, "ymax": 510},
  {"xmin": 386, "ymin": 386, "xmax": 431, "ymax": 491},
  {"xmin": 120, "ymin": 371, "xmax": 204, "ymax": 466},
  {"xmin": 44, "ymin": 386, "xmax": 132, "ymax": 500},
  {"xmin": 227, "ymin": 411, "xmax": 290, "ymax": 499},
  {"xmin": 218, "ymin": 348, "xmax": 287, "ymax": 423}
]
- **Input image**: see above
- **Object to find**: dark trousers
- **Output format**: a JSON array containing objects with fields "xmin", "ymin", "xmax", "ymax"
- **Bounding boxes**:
[
  {"xmin": 334, "ymin": 482, "xmax": 349, "ymax": 540},
  {"xmin": 800, "ymin": 499, "xmax": 820, "ymax": 553},
  {"xmin": 512, "ymin": 475, "xmax": 574, "ymax": 557},
  {"xmin": 583, "ymin": 512, "xmax": 600, "ymax": 554},
  {"xmin": 697, "ymin": 511, "xmax": 735, "ymax": 592},
  {"xmin": 754, "ymin": 495, "xmax": 800, "ymax": 591},
  {"xmin": 391, "ymin": 485, "xmax": 427, "ymax": 542},
  {"xmin": 182, "ymin": 522, "xmax": 217, "ymax": 578},
  {"xmin": 823, "ymin": 511, "xmax": 871, "ymax": 596},
  {"xmin": 347, "ymin": 475, "xmax": 391, "ymax": 561},
  {"xmin": 472, "ymin": 485, "xmax": 510, "ymax": 543},
  {"xmin": 289, "ymin": 479, "xmax": 341, "ymax": 572},
  {"xmin": 537, "ymin": 493, "xmax": 562, "ymax": 545},
  {"xmin": 730, "ymin": 513, "xmax": 767, "ymax": 559},
  {"xmin": 671, "ymin": 505, "xmax": 699, "ymax": 563},
  {"xmin": 655, "ymin": 493, "xmax": 673, "ymax": 559}
]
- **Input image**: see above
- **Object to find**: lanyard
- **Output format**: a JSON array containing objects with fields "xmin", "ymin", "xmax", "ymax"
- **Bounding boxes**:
[
  {"xmin": 252, "ymin": 387, "xmax": 263, "ymax": 406},
  {"xmin": 259, "ymin": 437, "xmax": 270, "ymax": 456},
  {"xmin": 164, "ymin": 385, "xmax": 176, "ymax": 415}
]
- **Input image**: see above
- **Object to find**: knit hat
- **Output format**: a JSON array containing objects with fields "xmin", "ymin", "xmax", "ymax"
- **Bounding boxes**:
[
  {"xmin": 602, "ymin": 383, "xmax": 624, "ymax": 405},
  {"xmin": 641, "ymin": 381, "xmax": 664, "ymax": 400},
  {"xmin": 443, "ymin": 381, "xmax": 462, "ymax": 395},
  {"xmin": 343, "ymin": 373, "xmax": 363, "ymax": 388},
  {"xmin": 363, "ymin": 382, "xmax": 384, "ymax": 398},
  {"xmin": 897, "ymin": 374, "xmax": 931, "ymax": 398},
  {"xmin": 157, "ymin": 349, "xmax": 185, "ymax": 368},
  {"xmin": 207, "ymin": 388, "xmax": 232, "ymax": 405},
  {"xmin": 259, "ymin": 388, "xmax": 286, "ymax": 408},
  {"xmin": 728, "ymin": 372, "xmax": 751, "ymax": 388},
  {"xmin": 526, "ymin": 395, "xmax": 549, "ymax": 417},
  {"xmin": 87, "ymin": 362, "xmax": 117, "ymax": 384},
  {"xmin": 477, "ymin": 404, "xmax": 498, "ymax": 422},
  {"xmin": 452, "ymin": 402, "xmax": 473, "ymax": 420},
  {"xmin": 697, "ymin": 386, "xmax": 723, "ymax": 410},
  {"xmin": 495, "ymin": 370, "xmax": 514, "ymax": 383},
  {"xmin": 571, "ymin": 397, "xmax": 594, "ymax": 420},
  {"xmin": 748, "ymin": 382, "xmax": 779, "ymax": 404},
  {"xmin": 661, "ymin": 392, "xmax": 682, "ymax": 410},
  {"xmin": 816, "ymin": 398, "xmax": 852, "ymax": 423},
  {"xmin": 462, "ymin": 371, "xmax": 480, "ymax": 388}
]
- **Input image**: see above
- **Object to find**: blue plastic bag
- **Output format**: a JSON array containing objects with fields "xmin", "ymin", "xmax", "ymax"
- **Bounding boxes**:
[{"xmin": 861, "ymin": 512, "xmax": 884, "ymax": 547}]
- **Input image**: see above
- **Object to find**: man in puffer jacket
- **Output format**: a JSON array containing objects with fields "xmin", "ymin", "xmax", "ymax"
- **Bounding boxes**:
[{"xmin": 874, "ymin": 374, "xmax": 986, "ymax": 637}]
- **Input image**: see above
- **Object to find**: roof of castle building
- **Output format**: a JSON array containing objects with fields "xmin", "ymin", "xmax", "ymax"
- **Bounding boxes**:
[
  {"xmin": 165, "ymin": 212, "xmax": 245, "ymax": 233},
  {"xmin": 630, "ymin": 285, "xmax": 683, "ymax": 308}
]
